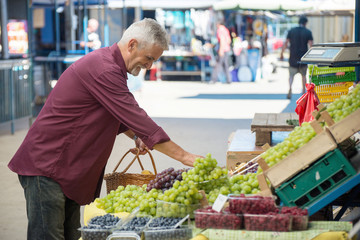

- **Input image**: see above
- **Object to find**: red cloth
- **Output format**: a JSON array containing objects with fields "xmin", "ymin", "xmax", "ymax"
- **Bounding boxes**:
[{"xmin": 295, "ymin": 83, "xmax": 320, "ymax": 126}]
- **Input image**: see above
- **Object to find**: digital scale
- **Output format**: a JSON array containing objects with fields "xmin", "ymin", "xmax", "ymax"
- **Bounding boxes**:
[{"xmin": 301, "ymin": 42, "xmax": 360, "ymax": 66}]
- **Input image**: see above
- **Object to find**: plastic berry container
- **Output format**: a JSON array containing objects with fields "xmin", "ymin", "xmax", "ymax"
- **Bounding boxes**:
[
  {"xmin": 243, "ymin": 213, "xmax": 292, "ymax": 232},
  {"xmin": 144, "ymin": 226, "xmax": 193, "ymax": 240},
  {"xmin": 147, "ymin": 217, "xmax": 185, "ymax": 229},
  {"xmin": 194, "ymin": 208, "xmax": 243, "ymax": 230},
  {"xmin": 280, "ymin": 206, "xmax": 309, "ymax": 231},
  {"xmin": 86, "ymin": 214, "xmax": 122, "ymax": 230},
  {"xmin": 291, "ymin": 215, "xmax": 309, "ymax": 231},
  {"xmin": 156, "ymin": 200, "xmax": 201, "ymax": 218},
  {"xmin": 106, "ymin": 232, "xmax": 141, "ymax": 240},
  {"xmin": 115, "ymin": 216, "xmax": 151, "ymax": 236},
  {"xmin": 78, "ymin": 227, "xmax": 111, "ymax": 240},
  {"xmin": 228, "ymin": 194, "xmax": 278, "ymax": 214}
]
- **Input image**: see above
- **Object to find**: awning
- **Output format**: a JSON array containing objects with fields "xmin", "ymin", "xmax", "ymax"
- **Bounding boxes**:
[
  {"xmin": 213, "ymin": 0, "xmax": 315, "ymax": 11},
  {"xmin": 314, "ymin": 0, "xmax": 355, "ymax": 11},
  {"xmin": 108, "ymin": 0, "xmax": 219, "ymax": 9}
]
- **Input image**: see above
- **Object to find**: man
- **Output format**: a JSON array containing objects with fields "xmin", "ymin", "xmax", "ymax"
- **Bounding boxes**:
[
  {"xmin": 280, "ymin": 16, "xmax": 313, "ymax": 99},
  {"xmin": 210, "ymin": 21, "xmax": 232, "ymax": 83},
  {"xmin": 80, "ymin": 18, "xmax": 101, "ymax": 51},
  {"xmin": 8, "ymin": 18, "xmax": 202, "ymax": 240}
]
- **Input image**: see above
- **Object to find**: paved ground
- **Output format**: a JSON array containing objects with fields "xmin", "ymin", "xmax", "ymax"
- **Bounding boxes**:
[{"xmin": 0, "ymin": 63, "xmax": 305, "ymax": 239}]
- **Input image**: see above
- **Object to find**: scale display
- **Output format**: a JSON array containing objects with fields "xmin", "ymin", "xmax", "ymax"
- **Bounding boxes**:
[{"xmin": 301, "ymin": 42, "xmax": 360, "ymax": 65}]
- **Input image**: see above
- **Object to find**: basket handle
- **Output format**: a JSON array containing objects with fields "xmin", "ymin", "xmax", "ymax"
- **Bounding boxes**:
[{"xmin": 112, "ymin": 148, "xmax": 157, "ymax": 175}]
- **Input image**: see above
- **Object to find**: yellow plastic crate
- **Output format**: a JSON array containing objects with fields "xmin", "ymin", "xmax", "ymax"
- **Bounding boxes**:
[{"xmin": 315, "ymin": 82, "xmax": 353, "ymax": 103}]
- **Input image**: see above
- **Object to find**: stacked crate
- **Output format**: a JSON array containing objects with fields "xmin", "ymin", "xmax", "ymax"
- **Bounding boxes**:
[
  {"xmin": 263, "ymin": 108, "xmax": 360, "ymax": 209},
  {"xmin": 309, "ymin": 65, "xmax": 356, "ymax": 103}
]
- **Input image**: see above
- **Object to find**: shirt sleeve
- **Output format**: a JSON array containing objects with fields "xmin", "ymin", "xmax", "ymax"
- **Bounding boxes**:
[
  {"xmin": 81, "ymin": 69, "xmax": 170, "ymax": 149},
  {"xmin": 117, "ymin": 123, "xmax": 129, "ymax": 135}
]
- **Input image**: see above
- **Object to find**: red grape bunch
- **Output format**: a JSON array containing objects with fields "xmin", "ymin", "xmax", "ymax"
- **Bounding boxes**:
[{"xmin": 146, "ymin": 167, "xmax": 188, "ymax": 192}]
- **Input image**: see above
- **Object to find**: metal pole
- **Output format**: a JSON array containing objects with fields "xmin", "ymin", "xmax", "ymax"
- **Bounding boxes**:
[
  {"xmin": 1, "ymin": 0, "xmax": 9, "ymax": 59},
  {"xmin": 122, "ymin": 0, "xmax": 127, "ymax": 33},
  {"xmin": 55, "ymin": 0, "xmax": 61, "ymax": 79},
  {"xmin": 10, "ymin": 67, "xmax": 15, "ymax": 134},
  {"xmin": 27, "ymin": 0, "xmax": 34, "ymax": 124},
  {"xmin": 355, "ymin": 0, "xmax": 359, "ymax": 83},
  {"xmin": 104, "ymin": 0, "xmax": 110, "ymax": 46},
  {"xmin": 83, "ymin": 0, "xmax": 89, "ymax": 54}
]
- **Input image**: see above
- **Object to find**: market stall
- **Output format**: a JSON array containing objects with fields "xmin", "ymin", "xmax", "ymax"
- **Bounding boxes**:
[{"xmin": 77, "ymin": 82, "xmax": 360, "ymax": 240}]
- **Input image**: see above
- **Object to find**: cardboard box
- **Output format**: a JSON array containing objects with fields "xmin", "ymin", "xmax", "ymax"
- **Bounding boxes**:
[
  {"xmin": 328, "ymin": 108, "xmax": 360, "ymax": 144},
  {"xmin": 226, "ymin": 129, "xmax": 264, "ymax": 171},
  {"xmin": 264, "ymin": 128, "xmax": 337, "ymax": 188}
]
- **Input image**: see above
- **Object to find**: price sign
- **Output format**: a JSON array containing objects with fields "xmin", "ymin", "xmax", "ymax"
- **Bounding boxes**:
[{"xmin": 212, "ymin": 194, "xmax": 228, "ymax": 212}]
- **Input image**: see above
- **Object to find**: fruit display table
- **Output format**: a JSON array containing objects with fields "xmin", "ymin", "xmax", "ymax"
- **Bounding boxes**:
[
  {"xmin": 195, "ymin": 221, "xmax": 353, "ymax": 240},
  {"xmin": 250, "ymin": 112, "xmax": 298, "ymax": 146},
  {"xmin": 159, "ymin": 50, "xmax": 211, "ymax": 81}
]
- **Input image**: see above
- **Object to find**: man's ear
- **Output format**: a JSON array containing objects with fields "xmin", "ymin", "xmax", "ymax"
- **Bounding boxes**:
[{"xmin": 128, "ymin": 39, "xmax": 138, "ymax": 52}]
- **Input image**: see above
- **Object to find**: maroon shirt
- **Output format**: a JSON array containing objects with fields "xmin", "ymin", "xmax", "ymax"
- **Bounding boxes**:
[{"xmin": 8, "ymin": 43, "xmax": 170, "ymax": 205}]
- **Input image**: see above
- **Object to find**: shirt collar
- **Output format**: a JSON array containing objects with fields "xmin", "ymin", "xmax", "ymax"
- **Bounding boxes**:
[{"xmin": 110, "ymin": 43, "xmax": 128, "ymax": 79}]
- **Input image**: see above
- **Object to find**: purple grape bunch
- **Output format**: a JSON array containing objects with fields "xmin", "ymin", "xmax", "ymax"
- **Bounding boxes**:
[
  {"xmin": 242, "ymin": 161, "xmax": 258, "ymax": 174},
  {"xmin": 146, "ymin": 167, "xmax": 189, "ymax": 192}
]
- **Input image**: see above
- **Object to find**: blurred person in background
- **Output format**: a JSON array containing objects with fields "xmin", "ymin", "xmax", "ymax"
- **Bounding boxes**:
[
  {"xmin": 280, "ymin": 16, "xmax": 313, "ymax": 99},
  {"xmin": 8, "ymin": 18, "xmax": 203, "ymax": 240},
  {"xmin": 80, "ymin": 18, "xmax": 102, "ymax": 51},
  {"xmin": 210, "ymin": 21, "xmax": 232, "ymax": 83}
]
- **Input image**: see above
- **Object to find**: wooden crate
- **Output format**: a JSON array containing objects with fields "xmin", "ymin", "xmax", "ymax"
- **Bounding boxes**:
[
  {"xmin": 328, "ymin": 108, "xmax": 360, "ymax": 143},
  {"xmin": 226, "ymin": 129, "xmax": 264, "ymax": 171},
  {"xmin": 264, "ymin": 128, "xmax": 337, "ymax": 188}
]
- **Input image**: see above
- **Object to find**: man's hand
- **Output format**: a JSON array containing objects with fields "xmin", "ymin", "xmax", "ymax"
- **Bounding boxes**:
[
  {"xmin": 280, "ymin": 52, "xmax": 284, "ymax": 61},
  {"xmin": 181, "ymin": 153, "xmax": 204, "ymax": 167},
  {"xmin": 130, "ymin": 137, "xmax": 148, "ymax": 155}
]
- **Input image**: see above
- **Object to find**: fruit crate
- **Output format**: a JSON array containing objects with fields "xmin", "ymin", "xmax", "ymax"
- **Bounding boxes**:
[
  {"xmin": 314, "ymin": 82, "xmax": 353, "ymax": 103},
  {"xmin": 328, "ymin": 108, "xmax": 360, "ymax": 144},
  {"xmin": 311, "ymin": 72, "xmax": 356, "ymax": 85},
  {"xmin": 264, "ymin": 128, "xmax": 337, "ymax": 188},
  {"xmin": 309, "ymin": 65, "xmax": 355, "ymax": 76},
  {"xmin": 275, "ymin": 148, "xmax": 357, "ymax": 208}
]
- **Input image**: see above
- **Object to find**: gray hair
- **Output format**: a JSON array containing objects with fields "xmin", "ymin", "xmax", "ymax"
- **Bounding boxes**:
[{"xmin": 120, "ymin": 18, "xmax": 169, "ymax": 50}]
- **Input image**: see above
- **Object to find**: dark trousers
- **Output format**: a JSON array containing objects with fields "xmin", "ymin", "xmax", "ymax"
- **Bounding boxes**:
[
  {"xmin": 18, "ymin": 175, "xmax": 81, "ymax": 240},
  {"xmin": 211, "ymin": 52, "xmax": 232, "ymax": 83}
]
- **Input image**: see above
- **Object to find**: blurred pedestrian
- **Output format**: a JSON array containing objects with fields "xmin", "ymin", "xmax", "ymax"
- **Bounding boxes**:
[
  {"xmin": 280, "ymin": 16, "xmax": 313, "ymax": 99},
  {"xmin": 210, "ymin": 21, "xmax": 232, "ymax": 83},
  {"xmin": 80, "ymin": 18, "xmax": 102, "ymax": 51},
  {"xmin": 8, "ymin": 18, "xmax": 203, "ymax": 240}
]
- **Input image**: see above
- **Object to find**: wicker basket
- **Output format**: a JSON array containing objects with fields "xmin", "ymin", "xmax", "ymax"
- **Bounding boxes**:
[{"xmin": 104, "ymin": 148, "xmax": 157, "ymax": 194}]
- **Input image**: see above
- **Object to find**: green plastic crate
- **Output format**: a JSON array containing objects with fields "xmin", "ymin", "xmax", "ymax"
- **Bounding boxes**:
[
  {"xmin": 275, "ymin": 148, "xmax": 357, "ymax": 208},
  {"xmin": 309, "ymin": 65, "xmax": 355, "ymax": 75},
  {"xmin": 311, "ymin": 72, "xmax": 356, "ymax": 85}
]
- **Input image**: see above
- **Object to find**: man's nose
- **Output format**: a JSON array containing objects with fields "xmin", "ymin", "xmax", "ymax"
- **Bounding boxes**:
[{"xmin": 145, "ymin": 61, "xmax": 153, "ymax": 70}]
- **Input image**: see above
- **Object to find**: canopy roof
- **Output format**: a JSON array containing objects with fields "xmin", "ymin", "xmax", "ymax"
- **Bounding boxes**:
[
  {"xmin": 213, "ymin": 0, "xmax": 315, "ymax": 11},
  {"xmin": 32, "ymin": 0, "xmax": 218, "ymax": 9},
  {"xmin": 107, "ymin": 0, "xmax": 218, "ymax": 9}
]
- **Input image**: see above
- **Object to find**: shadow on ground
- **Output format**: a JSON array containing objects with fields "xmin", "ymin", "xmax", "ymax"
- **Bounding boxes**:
[{"xmin": 181, "ymin": 93, "xmax": 292, "ymax": 100}]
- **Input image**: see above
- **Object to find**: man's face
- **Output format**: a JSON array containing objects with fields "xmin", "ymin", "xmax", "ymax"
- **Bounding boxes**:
[{"xmin": 128, "ymin": 43, "xmax": 164, "ymax": 76}]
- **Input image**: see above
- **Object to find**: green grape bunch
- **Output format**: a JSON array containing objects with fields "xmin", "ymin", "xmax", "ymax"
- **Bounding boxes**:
[
  {"xmin": 326, "ymin": 83, "xmax": 360, "ymax": 122},
  {"xmin": 229, "ymin": 173, "xmax": 260, "ymax": 195},
  {"xmin": 259, "ymin": 122, "xmax": 316, "ymax": 169},
  {"xmin": 95, "ymin": 184, "xmax": 161, "ymax": 216},
  {"xmin": 181, "ymin": 154, "xmax": 229, "ymax": 193}
]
